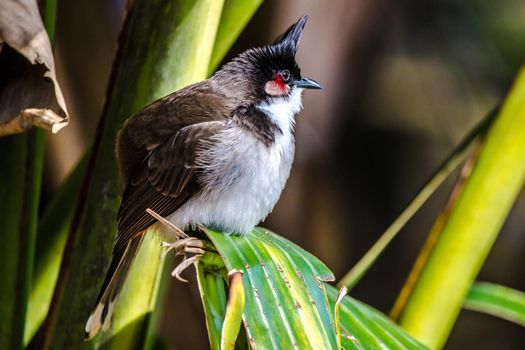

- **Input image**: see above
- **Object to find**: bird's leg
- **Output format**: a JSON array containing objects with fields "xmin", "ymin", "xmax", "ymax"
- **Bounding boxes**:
[
  {"xmin": 146, "ymin": 208, "xmax": 208, "ymax": 282},
  {"xmin": 146, "ymin": 208, "xmax": 188, "ymax": 239}
]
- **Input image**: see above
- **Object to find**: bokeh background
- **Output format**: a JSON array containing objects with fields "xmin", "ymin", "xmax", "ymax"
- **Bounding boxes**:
[{"xmin": 43, "ymin": 0, "xmax": 525, "ymax": 348}]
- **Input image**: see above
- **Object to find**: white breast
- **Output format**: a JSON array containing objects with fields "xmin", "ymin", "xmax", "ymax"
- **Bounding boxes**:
[{"xmin": 168, "ymin": 89, "xmax": 303, "ymax": 235}]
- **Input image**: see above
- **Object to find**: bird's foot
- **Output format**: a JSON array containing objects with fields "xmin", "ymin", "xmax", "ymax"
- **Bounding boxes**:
[
  {"xmin": 145, "ymin": 208, "xmax": 211, "ymax": 282},
  {"xmin": 146, "ymin": 208, "xmax": 205, "ymax": 282},
  {"xmin": 171, "ymin": 253, "xmax": 202, "ymax": 282},
  {"xmin": 161, "ymin": 237, "xmax": 205, "ymax": 257},
  {"xmin": 161, "ymin": 238, "xmax": 205, "ymax": 282}
]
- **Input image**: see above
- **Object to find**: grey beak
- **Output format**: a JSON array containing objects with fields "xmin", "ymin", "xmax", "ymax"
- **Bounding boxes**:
[{"xmin": 294, "ymin": 77, "xmax": 322, "ymax": 89}]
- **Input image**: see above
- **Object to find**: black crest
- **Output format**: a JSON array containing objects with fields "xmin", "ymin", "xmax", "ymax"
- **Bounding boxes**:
[
  {"xmin": 241, "ymin": 16, "xmax": 309, "ymax": 84},
  {"xmin": 212, "ymin": 15, "xmax": 310, "ymax": 101},
  {"xmin": 272, "ymin": 15, "xmax": 308, "ymax": 57}
]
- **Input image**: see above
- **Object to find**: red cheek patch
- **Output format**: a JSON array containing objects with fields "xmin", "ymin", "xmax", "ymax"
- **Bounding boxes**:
[{"xmin": 265, "ymin": 76, "xmax": 289, "ymax": 96}]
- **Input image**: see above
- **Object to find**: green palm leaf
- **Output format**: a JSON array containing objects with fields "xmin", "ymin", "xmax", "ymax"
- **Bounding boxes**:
[
  {"xmin": 325, "ymin": 286, "xmax": 427, "ymax": 350},
  {"xmin": 203, "ymin": 227, "xmax": 337, "ymax": 349},
  {"xmin": 464, "ymin": 282, "xmax": 525, "ymax": 327},
  {"xmin": 197, "ymin": 227, "xmax": 427, "ymax": 349}
]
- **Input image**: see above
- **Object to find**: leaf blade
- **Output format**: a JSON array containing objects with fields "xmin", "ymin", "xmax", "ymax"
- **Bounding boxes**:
[
  {"xmin": 398, "ymin": 66, "xmax": 525, "ymax": 349},
  {"xmin": 325, "ymin": 285, "xmax": 428, "ymax": 350},
  {"xmin": 208, "ymin": 0, "xmax": 263, "ymax": 74},
  {"xmin": 204, "ymin": 228, "xmax": 337, "ymax": 349},
  {"xmin": 221, "ymin": 271, "xmax": 246, "ymax": 350},
  {"xmin": 39, "ymin": 1, "xmax": 226, "ymax": 348},
  {"xmin": 464, "ymin": 282, "xmax": 525, "ymax": 327},
  {"xmin": 196, "ymin": 254, "xmax": 228, "ymax": 350}
]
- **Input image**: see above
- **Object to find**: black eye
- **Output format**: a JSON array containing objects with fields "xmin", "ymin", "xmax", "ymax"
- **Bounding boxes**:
[{"xmin": 280, "ymin": 69, "xmax": 291, "ymax": 82}]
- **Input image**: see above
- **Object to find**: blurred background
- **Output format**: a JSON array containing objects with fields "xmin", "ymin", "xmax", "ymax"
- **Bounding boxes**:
[{"xmin": 44, "ymin": 0, "xmax": 525, "ymax": 348}]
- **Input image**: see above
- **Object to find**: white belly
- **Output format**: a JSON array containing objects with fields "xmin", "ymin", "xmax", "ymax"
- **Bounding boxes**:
[
  {"xmin": 168, "ymin": 89, "xmax": 302, "ymax": 235},
  {"xmin": 168, "ymin": 126, "xmax": 295, "ymax": 235}
]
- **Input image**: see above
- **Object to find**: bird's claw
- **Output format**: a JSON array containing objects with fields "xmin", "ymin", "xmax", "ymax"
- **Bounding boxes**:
[
  {"xmin": 145, "ymin": 208, "xmax": 206, "ymax": 283},
  {"xmin": 161, "ymin": 237, "xmax": 205, "ymax": 282},
  {"xmin": 161, "ymin": 237, "xmax": 204, "ymax": 257},
  {"xmin": 171, "ymin": 255, "xmax": 201, "ymax": 282}
]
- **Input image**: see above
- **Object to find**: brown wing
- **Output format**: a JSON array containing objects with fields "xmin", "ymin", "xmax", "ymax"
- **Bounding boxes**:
[
  {"xmin": 114, "ymin": 121, "xmax": 226, "ymax": 253},
  {"xmin": 116, "ymin": 81, "xmax": 236, "ymax": 187}
]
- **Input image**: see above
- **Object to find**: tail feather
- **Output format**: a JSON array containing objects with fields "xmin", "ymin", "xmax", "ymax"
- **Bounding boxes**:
[{"xmin": 85, "ymin": 235, "xmax": 144, "ymax": 340}]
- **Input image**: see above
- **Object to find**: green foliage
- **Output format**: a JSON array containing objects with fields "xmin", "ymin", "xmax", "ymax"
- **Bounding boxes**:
[
  {"xmin": 399, "ymin": 66, "xmax": 525, "ymax": 349},
  {"xmin": 325, "ymin": 286, "xmax": 428, "ymax": 350},
  {"xmin": 101, "ymin": 232, "xmax": 166, "ymax": 350},
  {"xmin": 220, "ymin": 271, "xmax": 245, "ymax": 350},
  {"xmin": 25, "ymin": 1, "xmax": 264, "ymax": 349},
  {"xmin": 0, "ymin": 0, "xmax": 52, "ymax": 345},
  {"xmin": 196, "ymin": 252, "xmax": 228, "ymax": 349},
  {"xmin": 0, "ymin": 132, "xmax": 43, "ymax": 349},
  {"xmin": 464, "ymin": 282, "xmax": 525, "ymax": 327},
  {"xmin": 197, "ymin": 228, "xmax": 427, "ymax": 349},
  {"xmin": 38, "ymin": 1, "xmax": 225, "ymax": 349},
  {"xmin": 203, "ymin": 227, "xmax": 337, "ymax": 349},
  {"xmin": 338, "ymin": 111, "xmax": 496, "ymax": 290},
  {"xmin": 208, "ymin": 0, "xmax": 263, "ymax": 73},
  {"xmin": 25, "ymin": 154, "xmax": 89, "ymax": 344},
  {"xmin": 2, "ymin": 0, "xmax": 523, "ymax": 349}
]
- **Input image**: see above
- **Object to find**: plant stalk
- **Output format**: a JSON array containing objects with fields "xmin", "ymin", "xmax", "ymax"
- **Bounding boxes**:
[
  {"xmin": 338, "ymin": 110, "xmax": 496, "ymax": 289},
  {"xmin": 398, "ymin": 66, "xmax": 525, "ymax": 349}
]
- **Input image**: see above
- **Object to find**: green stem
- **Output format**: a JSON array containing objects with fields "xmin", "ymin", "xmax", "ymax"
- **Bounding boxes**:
[
  {"xmin": 0, "ymin": 0, "xmax": 56, "ymax": 346},
  {"xmin": 24, "ymin": 0, "xmax": 262, "ymax": 344},
  {"xmin": 220, "ymin": 271, "xmax": 245, "ymax": 350},
  {"xmin": 390, "ymin": 147, "xmax": 480, "ymax": 321},
  {"xmin": 196, "ymin": 255, "xmax": 228, "ymax": 350},
  {"xmin": 208, "ymin": 0, "xmax": 263, "ymax": 74},
  {"xmin": 38, "ymin": 1, "xmax": 225, "ymax": 349},
  {"xmin": 104, "ymin": 2, "xmax": 225, "ymax": 348},
  {"xmin": 24, "ymin": 154, "xmax": 89, "ymax": 345},
  {"xmin": 464, "ymin": 282, "xmax": 525, "ymax": 327},
  {"xmin": 0, "ymin": 133, "xmax": 39, "ymax": 350},
  {"xmin": 337, "ymin": 110, "xmax": 496, "ymax": 289},
  {"xmin": 26, "ymin": 0, "xmax": 262, "ymax": 346},
  {"xmin": 399, "ymin": 66, "xmax": 525, "ymax": 349}
]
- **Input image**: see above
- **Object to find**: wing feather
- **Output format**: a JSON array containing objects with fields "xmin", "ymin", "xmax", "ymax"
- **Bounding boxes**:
[{"xmin": 114, "ymin": 121, "xmax": 225, "ymax": 252}]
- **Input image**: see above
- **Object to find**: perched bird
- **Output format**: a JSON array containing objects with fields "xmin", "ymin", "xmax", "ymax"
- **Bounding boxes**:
[{"xmin": 85, "ymin": 15, "xmax": 321, "ymax": 339}]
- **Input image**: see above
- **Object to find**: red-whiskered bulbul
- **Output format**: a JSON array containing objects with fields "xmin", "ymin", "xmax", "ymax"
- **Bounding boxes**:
[{"xmin": 85, "ymin": 15, "xmax": 321, "ymax": 339}]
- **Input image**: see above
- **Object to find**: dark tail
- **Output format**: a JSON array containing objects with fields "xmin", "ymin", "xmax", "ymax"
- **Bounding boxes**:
[{"xmin": 84, "ymin": 235, "xmax": 144, "ymax": 340}]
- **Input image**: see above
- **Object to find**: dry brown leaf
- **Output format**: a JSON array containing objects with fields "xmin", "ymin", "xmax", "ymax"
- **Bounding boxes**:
[{"xmin": 0, "ymin": 0, "xmax": 69, "ymax": 136}]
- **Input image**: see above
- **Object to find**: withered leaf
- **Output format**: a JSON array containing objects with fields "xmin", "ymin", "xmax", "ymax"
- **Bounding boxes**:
[{"xmin": 0, "ymin": 0, "xmax": 69, "ymax": 136}]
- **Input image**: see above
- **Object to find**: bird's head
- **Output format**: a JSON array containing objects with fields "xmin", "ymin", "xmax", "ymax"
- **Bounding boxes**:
[{"xmin": 213, "ymin": 15, "xmax": 321, "ymax": 106}]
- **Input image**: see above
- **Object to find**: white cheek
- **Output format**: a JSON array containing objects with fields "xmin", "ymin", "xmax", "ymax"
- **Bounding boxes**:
[
  {"xmin": 265, "ymin": 80, "xmax": 289, "ymax": 96},
  {"xmin": 257, "ymin": 88, "xmax": 303, "ymax": 136}
]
